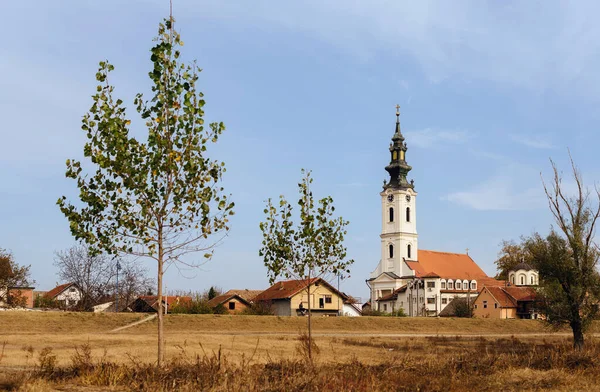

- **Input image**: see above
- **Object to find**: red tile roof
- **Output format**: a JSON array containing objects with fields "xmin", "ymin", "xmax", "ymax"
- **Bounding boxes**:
[
  {"xmin": 504, "ymin": 286, "xmax": 537, "ymax": 301},
  {"xmin": 485, "ymin": 287, "xmax": 517, "ymax": 308},
  {"xmin": 44, "ymin": 283, "xmax": 76, "ymax": 299},
  {"xmin": 254, "ymin": 278, "xmax": 345, "ymax": 302},
  {"xmin": 221, "ymin": 289, "xmax": 263, "ymax": 302},
  {"xmin": 406, "ymin": 250, "xmax": 488, "ymax": 279},
  {"xmin": 207, "ymin": 293, "xmax": 250, "ymax": 308}
]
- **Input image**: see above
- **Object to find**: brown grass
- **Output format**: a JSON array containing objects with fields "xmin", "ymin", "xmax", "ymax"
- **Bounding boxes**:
[{"xmin": 2, "ymin": 312, "xmax": 600, "ymax": 390}]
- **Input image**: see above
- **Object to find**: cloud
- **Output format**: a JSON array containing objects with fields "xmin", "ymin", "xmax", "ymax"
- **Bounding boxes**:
[
  {"xmin": 510, "ymin": 134, "xmax": 556, "ymax": 149},
  {"xmin": 194, "ymin": 1, "xmax": 600, "ymax": 96},
  {"xmin": 443, "ymin": 164, "xmax": 546, "ymax": 211},
  {"xmin": 405, "ymin": 128, "xmax": 472, "ymax": 149}
]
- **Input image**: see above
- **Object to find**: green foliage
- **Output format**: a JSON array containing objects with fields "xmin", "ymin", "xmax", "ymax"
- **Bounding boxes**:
[
  {"xmin": 169, "ymin": 297, "xmax": 213, "ymax": 314},
  {"xmin": 57, "ymin": 18, "xmax": 234, "ymax": 264},
  {"xmin": 207, "ymin": 286, "xmax": 217, "ymax": 300},
  {"xmin": 33, "ymin": 296, "xmax": 61, "ymax": 309},
  {"xmin": 494, "ymin": 238, "xmax": 533, "ymax": 279},
  {"xmin": 240, "ymin": 301, "xmax": 275, "ymax": 316},
  {"xmin": 452, "ymin": 299, "xmax": 473, "ymax": 318},
  {"xmin": 0, "ymin": 248, "xmax": 34, "ymax": 308},
  {"xmin": 259, "ymin": 170, "xmax": 354, "ymax": 284}
]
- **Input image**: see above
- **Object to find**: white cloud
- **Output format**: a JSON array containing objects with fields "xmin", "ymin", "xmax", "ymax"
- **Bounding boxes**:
[
  {"xmin": 443, "ymin": 164, "xmax": 546, "ymax": 211},
  {"xmin": 405, "ymin": 128, "xmax": 472, "ymax": 149},
  {"xmin": 510, "ymin": 134, "xmax": 556, "ymax": 149},
  {"xmin": 193, "ymin": 1, "xmax": 600, "ymax": 95}
]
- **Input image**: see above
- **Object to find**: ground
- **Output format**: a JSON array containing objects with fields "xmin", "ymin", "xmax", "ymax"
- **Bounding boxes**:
[{"xmin": 2, "ymin": 312, "xmax": 600, "ymax": 391}]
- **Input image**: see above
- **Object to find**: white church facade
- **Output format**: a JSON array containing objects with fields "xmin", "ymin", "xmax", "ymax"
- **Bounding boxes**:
[{"xmin": 367, "ymin": 108, "xmax": 502, "ymax": 316}]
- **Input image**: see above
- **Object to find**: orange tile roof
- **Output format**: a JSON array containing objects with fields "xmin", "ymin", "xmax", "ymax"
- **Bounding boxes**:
[
  {"xmin": 207, "ymin": 293, "xmax": 250, "ymax": 308},
  {"xmin": 222, "ymin": 289, "xmax": 264, "ymax": 302},
  {"xmin": 44, "ymin": 283, "xmax": 76, "ymax": 299},
  {"xmin": 484, "ymin": 287, "xmax": 518, "ymax": 308},
  {"xmin": 477, "ymin": 277, "xmax": 505, "ymax": 287},
  {"xmin": 406, "ymin": 250, "xmax": 488, "ymax": 279},
  {"xmin": 504, "ymin": 286, "xmax": 537, "ymax": 301},
  {"xmin": 254, "ymin": 278, "xmax": 345, "ymax": 302}
]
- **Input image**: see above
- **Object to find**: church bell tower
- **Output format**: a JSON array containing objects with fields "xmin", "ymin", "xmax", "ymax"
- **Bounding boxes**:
[{"xmin": 380, "ymin": 106, "xmax": 418, "ymax": 276}]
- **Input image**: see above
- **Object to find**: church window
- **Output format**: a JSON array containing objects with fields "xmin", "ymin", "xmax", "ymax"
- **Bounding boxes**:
[
  {"xmin": 427, "ymin": 281, "xmax": 435, "ymax": 288},
  {"xmin": 441, "ymin": 298, "xmax": 447, "ymax": 305},
  {"xmin": 389, "ymin": 244, "xmax": 394, "ymax": 258},
  {"xmin": 456, "ymin": 282, "xmax": 462, "ymax": 290},
  {"xmin": 511, "ymin": 275, "xmax": 515, "ymax": 284},
  {"xmin": 441, "ymin": 281, "xmax": 446, "ymax": 289},
  {"xmin": 471, "ymin": 282, "xmax": 477, "ymax": 290},
  {"xmin": 520, "ymin": 275, "xmax": 525, "ymax": 285},
  {"xmin": 407, "ymin": 244, "xmax": 412, "ymax": 259},
  {"xmin": 448, "ymin": 281, "xmax": 454, "ymax": 290},
  {"xmin": 530, "ymin": 276, "xmax": 534, "ymax": 285},
  {"xmin": 406, "ymin": 207, "xmax": 410, "ymax": 222},
  {"xmin": 389, "ymin": 207, "xmax": 394, "ymax": 222},
  {"xmin": 427, "ymin": 297, "xmax": 435, "ymax": 304},
  {"xmin": 392, "ymin": 150, "xmax": 398, "ymax": 160}
]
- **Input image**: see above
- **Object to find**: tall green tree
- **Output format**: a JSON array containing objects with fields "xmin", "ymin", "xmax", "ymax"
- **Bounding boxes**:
[
  {"xmin": 530, "ymin": 156, "xmax": 600, "ymax": 349},
  {"xmin": 57, "ymin": 17, "xmax": 234, "ymax": 365},
  {"xmin": 494, "ymin": 238, "xmax": 533, "ymax": 279},
  {"xmin": 259, "ymin": 170, "xmax": 354, "ymax": 361}
]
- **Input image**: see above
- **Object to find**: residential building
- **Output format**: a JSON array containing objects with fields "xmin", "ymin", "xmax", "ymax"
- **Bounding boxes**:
[
  {"xmin": 473, "ymin": 286, "xmax": 538, "ymax": 319},
  {"xmin": 0, "ymin": 286, "xmax": 35, "ymax": 308},
  {"xmin": 366, "ymin": 108, "xmax": 502, "ymax": 316},
  {"xmin": 44, "ymin": 282, "xmax": 82, "ymax": 308},
  {"xmin": 127, "ymin": 295, "xmax": 192, "ymax": 313},
  {"xmin": 207, "ymin": 289, "xmax": 263, "ymax": 314},
  {"xmin": 254, "ymin": 277, "xmax": 346, "ymax": 316}
]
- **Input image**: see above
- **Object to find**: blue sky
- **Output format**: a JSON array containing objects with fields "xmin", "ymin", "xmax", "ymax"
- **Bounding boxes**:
[{"xmin": 2, "ymin": 1, "xmax": 600, "ymax": 301}]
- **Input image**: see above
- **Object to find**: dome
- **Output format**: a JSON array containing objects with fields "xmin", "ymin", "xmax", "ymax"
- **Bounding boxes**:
[{"xmin": 511, "ymin": 262, "xmax": 534, "ymax": 272}]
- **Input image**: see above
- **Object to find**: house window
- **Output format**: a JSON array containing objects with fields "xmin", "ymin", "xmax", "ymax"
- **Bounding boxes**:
[
  {"xmin": 383, "ymin": 304, "xmax": 387, "ymax": 311},
  {"xmin": 389, "ymin": 207, "xmax": 394, "ymax": 222},
  {"xmin": 483, "ymin": 300, "xmax": 488, "ymax": 309},
  {"xmin": 448, "ymin": 281, "xmax": 454, "ymax": 290},
  {"xmin": 474, "ymin": 304, "xmax": 478, "ymax": 309},
  {"xmin": 400, "ymin": 301, "xmax": 403, "ymax": 307},
  {"xmin": 69, "ymin": 288, "xmax": 77, "ymax": 293},
  {"xmin": 471, "ymin": 282, "xmax": 477, "ymax": 290},
  {"xmin": 406, "ymin": 207, "xmax": 411, "ymax": 222},
  {"xmin": 389, "ymin": 244, "xmax": 394, "ymax": 258},
  {"xmin": 427, "ymin": 281, "xmax": 435, "ymax": 288},
  {"xmin": 407, "ymin": 244, "xmax": 411, "ymax": 259},
  {"xmin": 441, "ymin": 281, "xmax": 446, "ymax": 289},
  {"xmin": 228, "ymin": 302, "xmax": 235, "ymax": 310},
  {"xmin": 494, "ymin": 303, "xmax": 498, "ymax": 309},
  {"xmin": 427, "ymin": 297, "xmax": 435, "ymax": 304},
  {"xmin": 441, "ymin": 298, "xmax": 447, "ymax": 305},
  {"xmin": 324, "ymin": 295, "xmax": 332, "ymax": 304},
  {"xmin": 456, "ymin": 282, "xmax": 462, "ymax": 290}
]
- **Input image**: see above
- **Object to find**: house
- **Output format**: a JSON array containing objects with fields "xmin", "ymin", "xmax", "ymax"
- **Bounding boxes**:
[
  {"xmin": 207, "ymin": 292, "xmax": 252, "ymax": 314},
  {"xmin": 367, "ymin": 109, "xmax": 504, "ymax": 316},
  {"xmin": 342, "ymin": 299, "xmax": 362, "ymax": 317},
  {"xmin": 45, "ymin": 283, "xmax": 82, "ymax": 308},
  {"xmin": 473, "ymin": 286, "xmax": 538, "ymax": 319},
  {"xmin": 0, "ymin": 286, "xmax": 35, "ymax": 308},
  {"xmin": 127, "ymin": 295, "xmax": 192, "ymax": 313},
  {"xmin": 254, "ymin": 277, "xmax": 347, "ymax": 317}
]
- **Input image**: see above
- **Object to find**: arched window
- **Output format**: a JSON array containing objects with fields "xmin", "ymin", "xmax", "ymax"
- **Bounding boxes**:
[
  {"xmin": 520, "ymin": 275, "xmax": 524, "ymax": 285},
  {"xmin": 389, "ymin": 207, "xmax": 394, "ymax": 222},
  {"xmin": 406, "ymin": 207, "xmax": 411, "ymax": 222},
  {"xmin": 407, "ymin": 244, "xmax": 412, "ymax": 259},
  {"xmin": 389, "ymin": 244, "xmax": 394, "ymax": 258},
  {"xmin": 530, "ymin": 276, "xmax": 534, "ymax": 285},
  {"xmin": 511, "ymin": 275, "xmax": 515, "ymax": 284}
]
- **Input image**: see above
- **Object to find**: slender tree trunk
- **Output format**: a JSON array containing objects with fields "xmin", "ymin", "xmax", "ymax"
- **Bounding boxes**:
[
  {"xmin": 157, "ymin": 231, "xmax": 164, "ymax": 366},
  {"xmin": 307, "ymin": 274, "xmax": 312, "ymax": 362},
  {"xmin": 571, "ymin": 319, "xmax": 584, "ymax": 350}
]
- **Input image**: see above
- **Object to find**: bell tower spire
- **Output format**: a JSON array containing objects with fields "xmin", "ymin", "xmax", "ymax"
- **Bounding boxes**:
[{"xmin": 384, "ymin": 105, "xmax": 414, "ymax": 190}]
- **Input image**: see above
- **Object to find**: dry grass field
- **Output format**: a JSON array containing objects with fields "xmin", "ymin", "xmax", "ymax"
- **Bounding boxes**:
[{"xmin": 2, "ymin": 312, "xmax": 600, "ymax": 391}]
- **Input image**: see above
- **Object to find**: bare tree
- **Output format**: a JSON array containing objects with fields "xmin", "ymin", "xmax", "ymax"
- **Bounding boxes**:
[
  {"xmin": 115, "ymin": 261, "xmax": 155, "ymax": 309},
  {"xmin": 533, "ymin": 155, "xmax": 600, "ymax": 349},
  {"xmin": 54, "ymin": 244, "xmax": 115, "ymax": 310}
]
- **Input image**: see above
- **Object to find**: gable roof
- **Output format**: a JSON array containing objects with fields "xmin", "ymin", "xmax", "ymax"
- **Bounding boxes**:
[
  {"xmin": 207, "ymin": 293, "xmax": 251, "ymax": 308},
  {"xmin": 44, "ymin": 283, "xmax": 78, "ymax": 299},
  {"xmin": 137, "ymin": 295, "xmax": 192, "ymax": 308},
  {"xmin": 221, "ymin": 289, "xmax": 263, "ymax": 302},
  {"xmin": 405, "ymin": 250, "xmax": 488, "ymax": 280},
  {"xmin": 254, "ymin": 278, "xmax": 346, "ymax": 302},
  {"xmin": 504, "ymin": 286, "xmax": 537, "ymax": 301},
  {"xmin": 484, "ymin": 286, "xmax": 517, "ymax": 308},
  {"xmin": 377, "ymin": 285, "xmax": 407, "ymax": 302}
]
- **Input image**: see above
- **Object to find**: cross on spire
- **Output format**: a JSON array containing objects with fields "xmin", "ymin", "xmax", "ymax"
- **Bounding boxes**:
[{"xmin": 395, "ymin": 104, "xmax": 400, "ymax": 116}]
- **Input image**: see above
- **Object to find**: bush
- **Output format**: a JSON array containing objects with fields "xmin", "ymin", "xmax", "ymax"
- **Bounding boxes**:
[
  {"xmin": 169, "ymin": 297, "xmax": 213, "ymax": 314},
  {"xmin": 240, "ymin": 301, "xmax": 275, "ymax": 316}
]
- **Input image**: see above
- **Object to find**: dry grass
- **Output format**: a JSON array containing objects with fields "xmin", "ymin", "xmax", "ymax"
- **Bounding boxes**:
[{"xmin": 3, "ymin": 312, "xmax": 600, "ymax": 390}]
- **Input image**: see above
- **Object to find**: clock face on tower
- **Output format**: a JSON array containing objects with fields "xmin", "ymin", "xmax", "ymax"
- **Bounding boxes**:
[
  {"xmin": 387, "ymin": 194, "xmax": 394, "ymax": 202},
  {"xmin": 405, "ymin": 195, "xmax": 411, "ymax": 202}
]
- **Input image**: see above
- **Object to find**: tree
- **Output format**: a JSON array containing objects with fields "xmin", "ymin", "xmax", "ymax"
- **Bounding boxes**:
[
  {"xmin": 259, "ymin": 170, "xmax": 354, "ymax": 362},
  {"xmin": 0, "ymin": 248, "xmax": 34, "ymax": 307},
  {"xmin": 207, "ymin": 286, "xmax": 217, "ymax": 300},
  {"xmin": 54, "ymin": 245, "xmax": 115, "ymax": 310},
  {"xmin": 57, "ymin": 17, "xmax": 234, "ymax": 365},
  {"xmin": 494, "ymin": 238, "xmax": 533, "ymax": 279},
  {"xmin": 115, "ymin": 261, "xmax": 155, "ymax": 310},
  {"xmin": 531, "ymin": 156, "xmax": 600, "ymax": 350}
]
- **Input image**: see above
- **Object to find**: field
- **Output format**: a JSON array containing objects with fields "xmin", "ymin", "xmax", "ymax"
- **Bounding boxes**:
[{"xmin": 2, "ymin": 312, "xmax": 600, "ymax": 391}]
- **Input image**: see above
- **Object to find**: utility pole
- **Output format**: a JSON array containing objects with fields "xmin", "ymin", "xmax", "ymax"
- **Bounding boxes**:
[{"xmin": 115, "ymin": 261, "xmax": 122, "ymax": 313}]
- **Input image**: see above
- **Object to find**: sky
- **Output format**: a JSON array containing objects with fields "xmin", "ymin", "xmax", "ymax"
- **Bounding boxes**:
[{"xmin": 2, "ymin": 1, "xmax": 600, "ymax": 302}]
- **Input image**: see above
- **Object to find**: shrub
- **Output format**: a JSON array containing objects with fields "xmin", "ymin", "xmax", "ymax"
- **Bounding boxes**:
[
  {"xmin": 240, "ymin": 301, "xmax": 275, "ymax": 316},
  {"xmin": 169, "ymin": 297, "xmax": 213, "ymax": 314}
]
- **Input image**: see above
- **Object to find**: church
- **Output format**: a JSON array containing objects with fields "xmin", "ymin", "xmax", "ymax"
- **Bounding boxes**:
[{"xmin": 366, "ymin": 107, "xmax": 501, "ymax": 316}]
